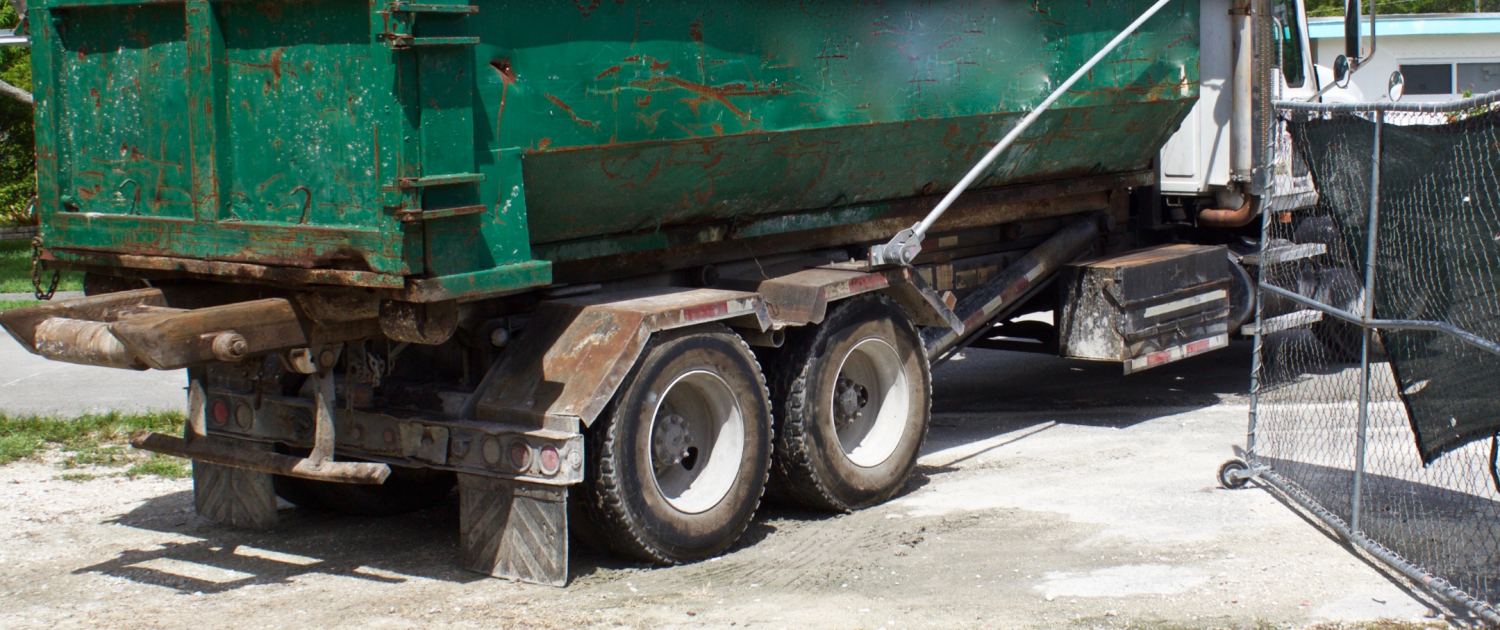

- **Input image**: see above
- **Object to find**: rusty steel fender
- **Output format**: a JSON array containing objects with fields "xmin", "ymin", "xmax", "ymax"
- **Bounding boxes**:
[
  {"xmin": 471, "ymin": 288, "xmax": 771, "ymax": 429},
  {"xmin": 722, "ymin": 263, "xmax": 964, "ymax": 330}
]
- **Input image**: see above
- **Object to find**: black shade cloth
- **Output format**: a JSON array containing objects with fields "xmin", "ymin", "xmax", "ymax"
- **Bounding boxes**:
[{"xmin": 1289, "ymin": 110, "xmax": 1500, "ymax": 464}]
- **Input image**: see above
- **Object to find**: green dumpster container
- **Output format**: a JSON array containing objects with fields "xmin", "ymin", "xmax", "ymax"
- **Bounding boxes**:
[{"xmin": 27, "ymin": 0, "xmax": 1197, "ymax": 300}]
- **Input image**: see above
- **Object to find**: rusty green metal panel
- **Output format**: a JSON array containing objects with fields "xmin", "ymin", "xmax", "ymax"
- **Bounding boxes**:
[
  {"xmin": 484, "ymin": 1, "xmax": 1199, "ymax": 252},
  {"xmin": 28, "ymin": 0, "xmax": 1197, "ymax": 299}
]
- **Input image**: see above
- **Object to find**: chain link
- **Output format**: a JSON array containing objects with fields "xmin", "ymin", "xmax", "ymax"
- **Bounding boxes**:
[{"xmin": 30, "ymin": 236, "xmax": 59, "ymax": 301}]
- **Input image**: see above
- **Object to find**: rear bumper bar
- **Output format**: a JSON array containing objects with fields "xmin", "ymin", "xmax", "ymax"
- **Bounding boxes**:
[{"xmin": 130, "ymin": 431, "xmax": 391, "ymax": 484}]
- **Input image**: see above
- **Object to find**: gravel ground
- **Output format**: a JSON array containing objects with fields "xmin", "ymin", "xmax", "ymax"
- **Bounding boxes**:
[{"xmin": 0, "ymin": 342, "xmax": 1458, "ymax": 629}]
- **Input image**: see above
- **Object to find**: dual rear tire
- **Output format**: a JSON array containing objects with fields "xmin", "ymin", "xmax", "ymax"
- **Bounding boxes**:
[
  {"xmin": 767, "ymin": 295, "xmax": 932, "ymax": 512},
  {"xmin": 576, "ymin": 296, "xmax": 932, "ymax": 564}
]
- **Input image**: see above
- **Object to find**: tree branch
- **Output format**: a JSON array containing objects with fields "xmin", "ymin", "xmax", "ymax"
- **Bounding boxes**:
[{"xmin": 0, "ymin": 77, "xmax": 32, "ymax": 107}]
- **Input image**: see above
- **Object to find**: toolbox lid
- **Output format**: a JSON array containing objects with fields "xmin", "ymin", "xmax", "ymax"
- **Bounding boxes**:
[{"xmin": 1069, "ymin": 244, "xmax": 1230, "ymax": 305}]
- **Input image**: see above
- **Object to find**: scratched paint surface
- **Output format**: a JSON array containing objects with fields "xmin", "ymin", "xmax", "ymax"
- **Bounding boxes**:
[
  {"xmin": 29, "ymin": 0, "xmax": 1197, "ymax": 294},
  {"xmin": 481, "ymin": 0, "xmax": 1200, "ymax": 246}
]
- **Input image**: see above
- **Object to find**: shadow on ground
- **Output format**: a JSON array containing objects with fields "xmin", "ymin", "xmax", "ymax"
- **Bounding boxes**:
[
  {"xmin": 81, "ymin": 490, "xmax": 483, "ymax": 593},
  {"xmin": 83, "ymin": 344, "xmax": 1260, "ymax": 590}
]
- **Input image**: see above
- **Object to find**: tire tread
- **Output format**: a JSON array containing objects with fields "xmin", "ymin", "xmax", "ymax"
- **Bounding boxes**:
[
  {"xmin": 582, "ymin": 324, "xmax": 772, "ymax": 565},
  {"xmin": 768, "ymin": 295, "xmax": 932, "ymax": 513}
]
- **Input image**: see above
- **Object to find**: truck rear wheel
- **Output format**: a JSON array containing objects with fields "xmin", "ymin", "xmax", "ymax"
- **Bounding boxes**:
[
  {"xmin": 768, "ymin": 295, "xmax": 931, "ymax": 512},
  {"xmin": 579, "ymin": 325, "xmax": 772, "ymax": 565}
]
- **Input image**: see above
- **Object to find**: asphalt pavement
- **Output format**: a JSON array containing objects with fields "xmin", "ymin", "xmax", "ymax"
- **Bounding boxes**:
[{"xmin": 0, "ymin": 334, "xmax": 186, "ymax": 416}]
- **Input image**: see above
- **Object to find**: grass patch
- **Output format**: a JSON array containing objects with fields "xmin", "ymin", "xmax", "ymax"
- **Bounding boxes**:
[
  {"xmin": 60, "ymin": 444, "xmax": 129, "ymax": 469},
  {"xmin": 0, "ymin": 432, "xmax": 39, "ymax": 463},
  {"xmin": 0, "ymin": 240, "xmax": 83, "ymax": 294},
  {"xmin": 59, "ymin": 472, "xmax": 97, "ymax": 482},
  {"xmin": 0, "ymin": 298, "xmax": 39, "ymax": 311},
  {"xmin": 0, "ymin": 411, "xmax": 186, "ymax": 478},
  {"xmin": 126, "ymin": 454, "xmax": 190, "ymax": 479}
]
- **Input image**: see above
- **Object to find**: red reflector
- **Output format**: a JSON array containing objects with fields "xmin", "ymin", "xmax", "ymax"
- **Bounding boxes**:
[
  {"xmin": 539, "ymin": 445, "xmax": 562, "ymax": 475},
  {"xmin": 211, "ymin": 400, "xmax": 229, "ymax": 425},
  {"xmin": 509, "ymin": 442, "xmax": 532, "ymax": 470},
  {"xmin": 1147, "ymin": 350, "xmax": 1173, "ymax": 366},
  {"xmin": 682, "ymin": 303, "xmax": 727, "ymax": 322},
  {"xmin": 1185, "ymin": 339, "xmax": 1212, "ymax": 355}
]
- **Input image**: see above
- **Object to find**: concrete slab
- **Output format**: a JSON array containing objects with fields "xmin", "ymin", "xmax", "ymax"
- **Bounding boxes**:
[{"xmin": 0, "ymin": 292, "xmax": 85, "ymax": 301}]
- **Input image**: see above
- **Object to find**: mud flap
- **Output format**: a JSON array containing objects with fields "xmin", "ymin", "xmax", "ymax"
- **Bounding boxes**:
[
  {"xmin": 458, "ymin": 474, "xmax": 568, "ymax": 587},
  {"xmin": 192, "ymin": 442, "xmax": 278, "ymax": 530}
]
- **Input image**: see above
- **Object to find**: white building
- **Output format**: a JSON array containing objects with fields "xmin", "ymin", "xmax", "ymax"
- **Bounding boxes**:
[{"xmin": 1309, "ymin": 13, "xmax": 1500, "ymax": 102}]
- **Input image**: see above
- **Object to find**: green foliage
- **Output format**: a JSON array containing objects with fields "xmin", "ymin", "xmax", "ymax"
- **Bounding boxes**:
[
  {"xmin": 1445, "ymin": 87, "xmax": 1500, "ymax": 122},
  {"xmin": 125, "ymin": 454, "xmax": 190, "ymax": 479},
  {"xmin": 0, "ymin": 410, "xmax": 185, "ymax": 464},
  {"xmin": 0, "ymin": 240, "xmax": 84, "ymax": 294},
  {"xmin": 0, "ymin": 431, "xmax": 38, "ymax": 463},
  {"xmin": 0, "ymin": 2, "xmax": 33, "ymax": 227},
  {"xmin": 60, "ymin": 444, "xmax": 129, "ymax": 468},
  {"xmin": 0, "ymin": 410, "xmax": 191, "ymax": 479},
  {"xmin": 1306, "ymin": 0, "xmax": 1500, "ymax": 17}
]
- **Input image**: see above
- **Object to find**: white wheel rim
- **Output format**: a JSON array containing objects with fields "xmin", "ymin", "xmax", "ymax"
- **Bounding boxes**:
[
  {"xmin": 830, "ymin": 338, "xmax": 910, "ymax": 468},
  {"xmin": 648, "ymin": 370, "xmax": 746, "ymax": 515}
]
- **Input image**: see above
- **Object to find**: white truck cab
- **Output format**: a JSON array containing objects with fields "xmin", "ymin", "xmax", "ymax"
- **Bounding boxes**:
[{"xmin": 1159, "ymin": 0, "xmax": 1362, "ymax": 223}]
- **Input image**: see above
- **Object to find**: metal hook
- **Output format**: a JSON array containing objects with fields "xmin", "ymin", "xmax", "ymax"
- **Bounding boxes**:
[
  {"xmin": 290, "ymin": 186, "xmax": 313, "ymax": 224},
  {"xmin": 117, "ymin": 179, "xmax": 140, "ymax": 215}
]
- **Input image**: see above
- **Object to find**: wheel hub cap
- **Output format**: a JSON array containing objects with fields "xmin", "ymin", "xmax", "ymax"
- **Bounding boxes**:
[
  {"xmin": 833, "ymin": 376, "xmax": 870, "ymax": 429},
  {"xmin": 652, "ymin": 413, "xmax": 695, "ymax": 470},
  {"xmin": 832, "ymin": 338, "xmax": 911, "ymax": 469},
  {"xmin": 648, "ymin": 371, "xmax": 747, "ymax": 515}
]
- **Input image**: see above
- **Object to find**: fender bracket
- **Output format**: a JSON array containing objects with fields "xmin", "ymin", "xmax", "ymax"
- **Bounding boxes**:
[{"xmin": 471, "ymin": 288, "xmax": 770, "ymax": 429}]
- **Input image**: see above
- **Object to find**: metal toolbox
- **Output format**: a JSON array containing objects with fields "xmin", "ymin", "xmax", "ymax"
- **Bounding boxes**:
[{"xmin": 1058, "ymin": 244, "xmax": 1232, "ymax": 374}]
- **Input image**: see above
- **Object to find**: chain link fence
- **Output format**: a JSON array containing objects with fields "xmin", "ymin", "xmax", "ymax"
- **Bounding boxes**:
[{"xmin": 1232, "ymin": 90, "xmax": 1500, "ymax": 623}]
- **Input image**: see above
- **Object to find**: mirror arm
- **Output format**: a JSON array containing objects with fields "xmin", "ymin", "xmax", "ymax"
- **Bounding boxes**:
[{"xmin": 1306, "ymin": 0, "xmax": 1377, "ymax": 102}]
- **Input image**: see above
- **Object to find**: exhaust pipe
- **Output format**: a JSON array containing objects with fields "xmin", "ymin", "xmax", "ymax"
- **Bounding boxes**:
[{"xmin": 1198, "ymin": 193, "xmax": 1261, "ymax": 228}]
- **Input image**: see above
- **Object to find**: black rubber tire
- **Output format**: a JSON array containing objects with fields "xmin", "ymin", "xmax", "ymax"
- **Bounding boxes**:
[
  {"xmin": 1309, "ymin": 267, "xmax": 1366, "ymax": 362},
  {"xmin": 1294, "ymin": 216, "xmax": 1341, "ymax": 251},
  {"xmin": 767, "ymin": 294, "xmax": 931, "ymax": 512},
  {"xmin": 272, "ymin": 465, "xmax": 456, "ymax": 517},
  {"xmin": 578, "ymin": 324, "xmax": 773, "ymax": 565},
  {"xmin": 1218, "ymin": 459, "xmax": 1250, "ymax": 490},
  {"xmin": 1226, "ymin": 254, "xmax": 1257, "ymax": 333}
]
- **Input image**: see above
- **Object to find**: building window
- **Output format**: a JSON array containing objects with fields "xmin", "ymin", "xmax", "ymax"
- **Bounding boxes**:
[
  {"xmin": 1400, "ymin": 64, "xmax": 1453, "ymax": 95},
  {"xmin": 1457, "ymin": 63, "xmax": 1500, "ymax": 94}
]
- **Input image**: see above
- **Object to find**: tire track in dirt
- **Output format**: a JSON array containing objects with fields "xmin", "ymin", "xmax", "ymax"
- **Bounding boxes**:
[{"xmin": 637, "ymin": 509, "xmax": 970, "ymax": 593}]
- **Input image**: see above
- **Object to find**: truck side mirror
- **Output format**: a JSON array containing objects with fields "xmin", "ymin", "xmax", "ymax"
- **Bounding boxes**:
[
  {"xmin": 1388, "ymin": 71, "xmax": 1405, "ymax": 101},
  {"xmin": 1344, "ymin": 0, "xmax": 1363, "ymax": 62},
  {"xmin": 1333, "ymin": 55, "xmax": 1352, "ymax": 88}
]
